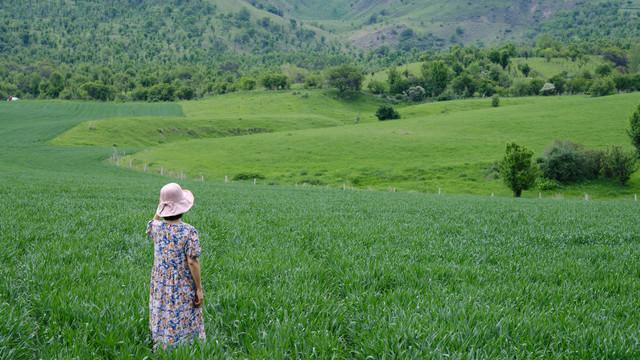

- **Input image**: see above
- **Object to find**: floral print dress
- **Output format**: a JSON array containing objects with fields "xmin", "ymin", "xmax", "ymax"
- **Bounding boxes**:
[{"xmin": 146, "ymin": 220, "xmax": 206, "ymax": 350}]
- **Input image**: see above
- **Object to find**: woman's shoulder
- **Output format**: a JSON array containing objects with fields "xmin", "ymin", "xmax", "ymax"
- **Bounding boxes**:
[{"xmin": 180, "ymin": 222, "xmax": 198, "ymax": 232}]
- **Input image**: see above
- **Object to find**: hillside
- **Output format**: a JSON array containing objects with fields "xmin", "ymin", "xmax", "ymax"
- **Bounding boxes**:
[
  {"xmin": 50, "ymin": 90, "xmax": 640, "ymax": 199},
  {"xmin": 3, "ymin": 0, "xmax": 640, "ymax": 71}
]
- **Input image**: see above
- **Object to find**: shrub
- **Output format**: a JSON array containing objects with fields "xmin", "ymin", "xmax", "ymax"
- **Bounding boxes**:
[
  {"xmin": 238, "ymin": 77, "xmax": 257, "ymax": 91},
  {"xmin": 584, "ymin": 148, "xmax": 607, "ymax": 178},
  {"xmin": 303, "ymin": 74, "xmax": 323, "ymax": 89},
  {"xmin": 528, "ymin": 78, "xmax": 545, "ymax": 95},
  {"xmin": 491, "ymin": 94, "xmax": 499, "ymax": 107},
  {"xmin": 375, "ymin": 105, "xmax": 401, "ymax": 121},
  {"xmin": 603, "ymin": 146, "xmax": 638, "ymax": 186},
  {"xmin": 539, "ymin": 82, "xmax": 556, "ymax": 96},
  {"xmin": 538, "ymin": 140, "xmax": 590, "ymax": 183},
  {"xmin": 233, "ymin": 172, "xmax": 266, "ymax": 181},
  {"xmin": 627, "ymin": 102, "xmax": 640, "ymax": 156},
  {"xmin": 367, "ymin": 79, "xmax": 386, "ymax": 94},
  {"xmin": 536, "ymin": 177, "xmax": 559, "ymax": 190},
  {"xmin": 589, "ymin": 77, "xmax": 616, "ymax": 97},
  {"xmin": 405, "ymin": 86, "xmax": 425, "ymax": 102}
]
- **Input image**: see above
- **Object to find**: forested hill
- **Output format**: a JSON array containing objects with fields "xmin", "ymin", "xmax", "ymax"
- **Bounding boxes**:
[
  {"xmin": 2, "ymin": 0, "xmax": 640, "ymax": 102},
  {"xmin": 3, "ymin": 0, "xmax": 640, "ymax": 69}
]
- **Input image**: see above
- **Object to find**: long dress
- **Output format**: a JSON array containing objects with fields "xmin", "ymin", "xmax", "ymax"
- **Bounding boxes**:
[{"xmin": 146, "ymin": 220, "xmax": 206, "ymax": 350}]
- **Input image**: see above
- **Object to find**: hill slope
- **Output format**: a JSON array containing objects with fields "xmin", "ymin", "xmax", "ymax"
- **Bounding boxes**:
[{"xmin": 3, "ymin": 0, "xmax": 640, "ymax": 71}]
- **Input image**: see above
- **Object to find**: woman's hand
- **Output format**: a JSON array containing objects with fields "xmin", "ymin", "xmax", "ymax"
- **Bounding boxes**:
[{"xmin": 194, "ymin": 289, "xmax": 204, "ymax": 308}]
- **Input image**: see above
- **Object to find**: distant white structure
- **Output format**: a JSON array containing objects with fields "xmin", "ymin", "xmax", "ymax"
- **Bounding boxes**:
[{"xmin": 7, "ymin": 97, "xmax": 19, "ymax": 101}]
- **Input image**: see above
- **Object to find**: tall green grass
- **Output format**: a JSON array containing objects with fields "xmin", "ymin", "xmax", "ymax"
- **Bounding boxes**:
[{"xmin": 2, "ymin": 101, "xmax": 640, "ymax": 359}]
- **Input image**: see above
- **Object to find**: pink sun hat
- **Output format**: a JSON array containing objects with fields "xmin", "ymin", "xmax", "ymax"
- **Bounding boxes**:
[{"xmin": 156, "ymin": 183, "xmax": 194, "ymax": 217}]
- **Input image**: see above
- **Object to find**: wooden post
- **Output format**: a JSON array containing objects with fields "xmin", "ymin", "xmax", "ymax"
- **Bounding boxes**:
[
  {"xmin": 116, "ymin": 159, "xmax": 119, "ymax": 166},
  {"xmin": 635, "ymin": 194, "xmax": 637, "ymax": 201},
  {"xmin": 438, "ymin": 188, "xmax": 441, "ymax": 195},
  {"xmin": 225, "ymin": 175, "xmax": 228, "ymax": 183},
  {"xmin": 295, "ymin": 183, "xmax": 298, "ymax": 188},
  {"xmin": 254, "ymin": 178, "xmax": 256, "ymax": 185},
  {"xmin": 144, "ymin": 164, "xmax": 147, "ymax": 172},
  {"xmin": 343, "ymin": 184, "xmax": 346, "ymax": 190},
  {"xmin": 585, "ymin": 194, "xmax": 589, "ymax": 201},
  {"xmin": 491, "ymin": 193, "xmax": 494, "ymax": 197},
  {"xmin": 129, "ymin": 160, "xmax": 132, "ymax": 168},
  {"xmin": 539, "ymin": 192, "xmax": 541, "ymax": 199},
  {"xmin": 161, "ymin": 167, "xmax": 163, "ymax": 175},
  {"xmin": 201, "ymin": 175, "xmax": 204, "ymax": 181}
]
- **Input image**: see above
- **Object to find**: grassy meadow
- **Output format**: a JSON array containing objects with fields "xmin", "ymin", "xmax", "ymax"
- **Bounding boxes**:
[
  {"xmin": 54, "ymin": 90, "xmax": 640, "ymax": 199},
  {"xmin": 2, "ymin": 98, "xmax": 640, "ymax": 359}
]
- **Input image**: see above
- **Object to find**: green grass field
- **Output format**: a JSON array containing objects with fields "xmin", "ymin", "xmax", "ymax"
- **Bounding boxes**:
[
  {"xmin": 55, "ymin": 91, "xmax": 640, "ymax": 200},
  {"xmin": 3, "ymin": 99, "xmax": 640, "ymax": 359}
]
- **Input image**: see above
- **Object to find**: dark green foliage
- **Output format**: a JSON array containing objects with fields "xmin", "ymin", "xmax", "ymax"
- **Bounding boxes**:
[
  {"xmin": 260, "ymin": 74, "xmax": 290, "ymax": 90},
  {"xmin": 595, "ymin": 64, "xmax": 612, "ymax": 77},
  {"xmin": 232, "ymin": 171, "xmax": 265, "ymax": 181},
  {"xmin": 602, "ymin": 46, "xmax": 628, "ymax": 70},
  {"xmin": 491, "ymin": 94, "xmax": 499, "ymax": 107},
  {"xmin": 81, "ymin": 82, "xmax": 115, "ymax": 101},
  {"xmin": 375, "ymin": 105, "xmax": 400, "ymax": 121},
  {"xmin": 589, "ymin": 77, "xmax": 616, "ymax": 97},
  {"xmin": 538, "ymin": 140, "xmax": 591, "ymax": 183},
  {"xmin": 628, "ymin": 103, "xmax": 640, "ymax": 156},
  {"xmin": 148, "ymin": 83, "xmax": 177, "ymax": 101},
  {"xmin": 603, "ymin": 145, "xmax": 638, "ymax": 185},
  {"xmin": 421, "ymin": 61, "xmax": 450, "ymax": 97},
  {"xmin": 519, "ymin": 63, "xmax": 531, "ymax": 77},
  {"xmin": 303, "ymin": 74, "xmax": 323, "ymax": 89},
  {"xmin": 367, "ymin": 79, "xmax": 386, "ymax": 94},
  {"xmin": 238, "ymin": 77, "xmax": 257, "ymax": 91},
  {"xmin": 326, "ymin": 64, "xmax": 364, "ymax": 93},
  {"xmin": 498, "ymin": 142, "xmax": 539, "ymax": 197}
]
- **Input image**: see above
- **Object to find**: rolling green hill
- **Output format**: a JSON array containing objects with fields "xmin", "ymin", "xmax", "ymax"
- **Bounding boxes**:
[
  {"xmin": 49, "ymin": 90, "xmax": 640, "ymax": 199},
  {"xmin": 120, "ymin": 92, "xmax": 640, "ymax": 198}
]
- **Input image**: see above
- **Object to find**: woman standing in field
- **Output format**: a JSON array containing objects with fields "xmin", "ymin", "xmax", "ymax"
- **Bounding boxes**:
[{"xmin": 146, "ymin": 182, "xmax": 205, "ymax": 351}]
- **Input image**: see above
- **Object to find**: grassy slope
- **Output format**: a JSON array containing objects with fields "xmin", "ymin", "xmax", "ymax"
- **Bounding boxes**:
[
  {"xmin": 2, "ymin": 101, "xmax": 640, "ymax": 359},
  {"xmin": 52, "ymin": 91, "xmax": 382, "ymax": 148},
  {"xmin": 120, "ymin": 93, "xmax": 640, "ymax": 199}
]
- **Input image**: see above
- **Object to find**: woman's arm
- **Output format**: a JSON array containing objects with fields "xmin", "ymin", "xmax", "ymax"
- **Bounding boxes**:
[{"xmin": 187, "ymin": 256, "xmax": 204, "ymax": 308}]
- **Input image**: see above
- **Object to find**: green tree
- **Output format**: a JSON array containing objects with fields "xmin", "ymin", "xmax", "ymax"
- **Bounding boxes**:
[
  {"xmin": 46, "ymin": 72, "xmax": 65, "ymax": 98},
  {"xmin": 421, "ymin": 61, "xmax": 449, "ymax": 97},
  {"xmin": 627, "ymin": 103, "xmax": 640, "ymax": 156},
  {"xmin": 326, "ymin": 64, "xmax": 364, "ymax": 93},
  {"xmin": 603, "ymin": 145, "xmax": 638, "ymax": 185},
  {"xmin": 498, "ymin": 142, "xmax": 539, "ymax": 197}
]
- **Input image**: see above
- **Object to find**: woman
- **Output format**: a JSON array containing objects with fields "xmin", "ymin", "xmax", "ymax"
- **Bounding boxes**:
[{"xmin": 146, "ymin": 182, "xmax": 205, "ymax": 350}]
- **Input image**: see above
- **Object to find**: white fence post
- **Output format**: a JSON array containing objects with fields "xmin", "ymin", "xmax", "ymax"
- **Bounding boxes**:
[{"xmin": 225, "ymin": 175, "xmax": 228, "ymax": 183}]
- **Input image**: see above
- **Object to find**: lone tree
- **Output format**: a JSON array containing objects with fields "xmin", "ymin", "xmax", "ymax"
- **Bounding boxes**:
[
  {"xmin": 326, "ymin": 64, "xmax": 364, "ymax": 93},
  {"xmin": 498, "ymin": 141, "xmax": 539, "ymax": 197},
  {"xmin": 627, "ymin": 103, "xmax": 640, "ymax": 156}
]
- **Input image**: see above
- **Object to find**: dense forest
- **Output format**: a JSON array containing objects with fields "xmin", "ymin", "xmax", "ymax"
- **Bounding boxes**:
[{"xmin": 1, "ymin": 0, "xmax": 640, "ymax": 102}]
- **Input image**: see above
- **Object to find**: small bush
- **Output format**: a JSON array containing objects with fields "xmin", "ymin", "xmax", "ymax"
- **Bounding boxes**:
[
  {"xmin": 589, "ymin": 77, "xmax": 616, "ymax": 97},
  {"xmin": 232, "ymin": 172, "xmax": 266, "ymax": 181},
  {"xmin": 536, "ymin": 177, "xmax": 559, "ymax": 190},
  {"xmin": 603, "ymin": 145, "xmax": 638, "ymax": 185},
  {"xmin": 376, "ymin": 105, "xmax": 401, "ymax": 121},
  {"xmin": 491, "ymin": 94, "xmax": 499, "ymax": 107},
  {"xmin": 538, "ymin": 140, "xmax": 590, "ymax": 183}
]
